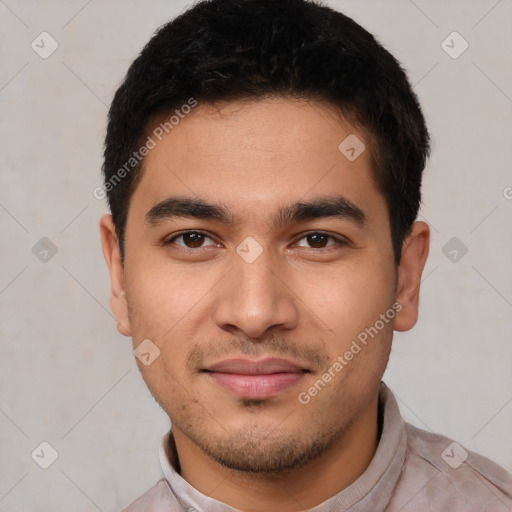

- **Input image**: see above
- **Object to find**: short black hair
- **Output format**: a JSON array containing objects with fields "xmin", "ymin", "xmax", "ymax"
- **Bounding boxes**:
[{"xmin": 102, "ymin": 0, "xmax": 430, "ymax": 266}]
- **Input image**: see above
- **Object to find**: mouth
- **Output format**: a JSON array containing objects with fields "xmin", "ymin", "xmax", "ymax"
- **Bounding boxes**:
[{"xmin": 201, "ymin": 357, "xmax": 310, "ymax": 400}]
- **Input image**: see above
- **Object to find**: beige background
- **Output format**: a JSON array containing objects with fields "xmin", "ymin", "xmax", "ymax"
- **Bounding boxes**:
[{"xmin": 0, "ymin": 0, "xmax": 511, "ymax": 510}]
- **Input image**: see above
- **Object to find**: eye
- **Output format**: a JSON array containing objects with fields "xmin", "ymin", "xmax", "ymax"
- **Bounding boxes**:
[
  {"xmin": 163, "ymin": 231, "xmax": 217, "ymax": 249},
  {"xmin": 294, "ymin": 232, "xmax": 348, "ymax": 249},
  {"xmin": 162, "ymin": 230, "xmax": 349, "ymax": 252}
]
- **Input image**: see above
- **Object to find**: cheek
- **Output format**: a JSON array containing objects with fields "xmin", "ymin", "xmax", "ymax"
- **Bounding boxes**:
[
  {"xmin": 125, "ymin": 261, "xmax": 217, "ymax": 385},
  {"xmin": 126, "ymin": 255, "xmax": 210, "ymax": 335},
  {"xmin": 307, "ymin": 261, "xmax": 395, "ymax": 336}
]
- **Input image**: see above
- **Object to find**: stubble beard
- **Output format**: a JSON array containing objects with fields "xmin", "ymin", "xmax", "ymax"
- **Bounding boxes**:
[{"xmin": 170, "ymin": 401, "xmax": 350, "ymax": 477}]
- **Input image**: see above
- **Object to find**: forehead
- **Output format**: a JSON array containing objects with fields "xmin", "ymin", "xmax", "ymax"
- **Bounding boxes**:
[{"xmin": 128, "ymin": 98, "xmax": 386, "ymax": 230}]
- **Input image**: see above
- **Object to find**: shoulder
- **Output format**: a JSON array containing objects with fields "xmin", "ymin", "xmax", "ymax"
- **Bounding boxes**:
[
  {"xmin": 387, "ymin": 422, "xmax": 512, "ymax": 511},
  {"xmin": 120, "ymin": 478, "xmax": 179, "ymax": 512}
]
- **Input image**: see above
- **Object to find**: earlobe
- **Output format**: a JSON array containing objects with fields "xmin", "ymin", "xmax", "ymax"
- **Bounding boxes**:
[
  {"xmin": 99, "ymin": 214, "xmax": 132, "ymax": 337},
  {"xmin": 393, "ymin": 221, "xmax": 430, "ymax": 332}
]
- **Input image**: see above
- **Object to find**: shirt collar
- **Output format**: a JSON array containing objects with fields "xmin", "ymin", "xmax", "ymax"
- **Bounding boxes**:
[{"xmin": 158, "ymin": 381, "xmax": 407, "ymax": 511}]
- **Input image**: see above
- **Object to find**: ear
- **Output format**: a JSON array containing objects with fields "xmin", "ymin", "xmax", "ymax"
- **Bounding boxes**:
[
  {"xmin": 99, "ymin": 214, "xmax": 132, "ymax": 337},
  {"xmin": 393, "ymin": 221, "xmax": 430, "ymax": 332}
]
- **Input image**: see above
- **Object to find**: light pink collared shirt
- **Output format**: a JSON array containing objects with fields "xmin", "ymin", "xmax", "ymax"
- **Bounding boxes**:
[{"xmin": 121, "ymin": 382, "xmax": 512, "ymax": 511}]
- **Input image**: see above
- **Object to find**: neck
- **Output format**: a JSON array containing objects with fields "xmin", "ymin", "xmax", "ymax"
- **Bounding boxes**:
[{"xmin": 172, "ymin": 392, "xmax": 380, "ymax": 512}]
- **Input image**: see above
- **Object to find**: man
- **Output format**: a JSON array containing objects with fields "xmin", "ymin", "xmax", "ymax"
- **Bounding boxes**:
[{"xmin": 99, "ymin": 0, "xmax": 512, "ymax": 510}]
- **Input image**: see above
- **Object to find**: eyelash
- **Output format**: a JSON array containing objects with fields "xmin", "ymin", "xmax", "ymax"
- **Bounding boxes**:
[{"xmin": 162, "ymin": 230, "xmax": 349, "ymax": 251}]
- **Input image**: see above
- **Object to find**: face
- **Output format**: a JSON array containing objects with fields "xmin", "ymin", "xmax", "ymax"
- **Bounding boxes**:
[{"xmin": 101, "ymin": 97, "xmax": 428, "ymax": 474}]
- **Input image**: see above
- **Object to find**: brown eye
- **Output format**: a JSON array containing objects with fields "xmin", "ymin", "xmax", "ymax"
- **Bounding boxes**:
[
  {"xmin": 306, "ymin": 233, "xmax": 330, "ymax": 248},
  {"xmin": 295, "ymin": 232, "xmax": 346, "ymax": 249},
  {"xmin": 165, "ymin": 231, "xmax": 215, "ymax": 249}
]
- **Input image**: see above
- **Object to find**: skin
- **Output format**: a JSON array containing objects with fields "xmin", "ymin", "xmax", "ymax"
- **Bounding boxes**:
[{"xmin": 100, "ymin": 97, "xmax": 429, "ymax": 511}]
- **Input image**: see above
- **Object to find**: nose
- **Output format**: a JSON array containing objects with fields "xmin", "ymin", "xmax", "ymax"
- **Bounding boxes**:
[{"xmin": 212, "ymin": 246, "xmax": 299, "ymax": 339}]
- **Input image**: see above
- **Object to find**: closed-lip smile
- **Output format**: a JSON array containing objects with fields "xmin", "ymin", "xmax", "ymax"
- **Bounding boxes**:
[{"xmin": 202, "ymin": 357, "xmax": 310, "ymax": 399}]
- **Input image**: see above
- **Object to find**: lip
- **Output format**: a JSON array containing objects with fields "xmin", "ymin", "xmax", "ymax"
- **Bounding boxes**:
[
  {"xmin": 204, "ymin": 357, "xmax": 307, "ymax": 374},
  {"xmin": 202, "ymin": 357, "xmax": 309, "ymax": 399}
]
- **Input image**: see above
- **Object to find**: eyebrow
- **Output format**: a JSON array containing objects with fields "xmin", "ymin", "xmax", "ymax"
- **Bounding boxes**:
[{"xmin": 144, "ymin": 194, "xmax": 368, "ymax": 229}]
